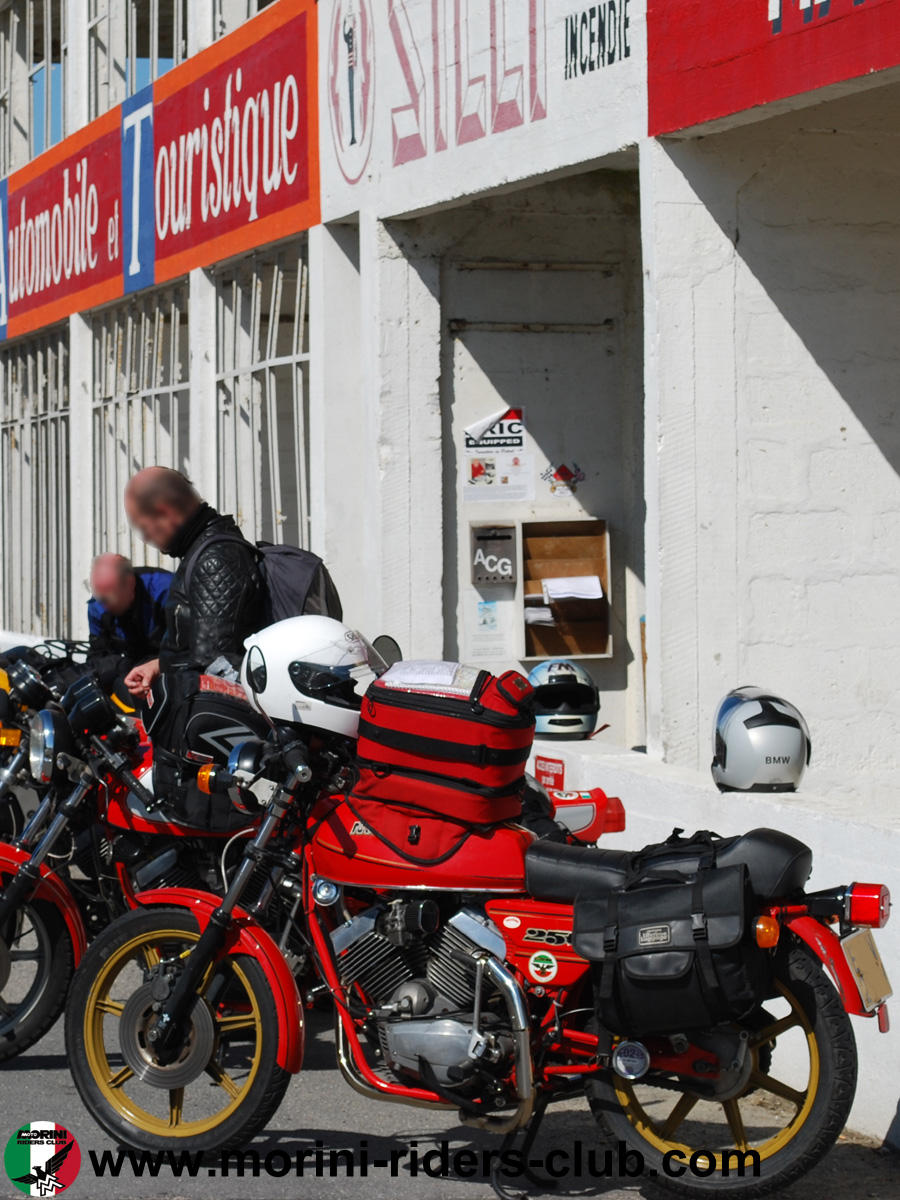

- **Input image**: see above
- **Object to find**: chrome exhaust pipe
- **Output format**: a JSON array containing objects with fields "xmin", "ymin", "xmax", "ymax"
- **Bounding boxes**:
[
  {"xmin": 458, "ymin": 956, "xmax": 535, "ymax": 1134},
  {"xmin": 334, "ymin": 1009, "xmax": 457, "ymax": 1111}
]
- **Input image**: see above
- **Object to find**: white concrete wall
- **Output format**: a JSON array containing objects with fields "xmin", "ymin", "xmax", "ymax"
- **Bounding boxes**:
[
  {"xmin": 319, "ymin": 0, "xmax": 646, "ymax": 223},
  {"xmin": 642, "ymin": 82, "xmax": 900, "ymax": 819},
  {"xmin": 531, "ymin": 738, "xmax": 900, "ymax": 1146}
]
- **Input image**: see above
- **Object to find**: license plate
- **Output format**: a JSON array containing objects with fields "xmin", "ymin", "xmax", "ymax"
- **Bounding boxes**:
[{"xmin": 841, "ymin": 928, "xmax": 892, "ymax": 1012}]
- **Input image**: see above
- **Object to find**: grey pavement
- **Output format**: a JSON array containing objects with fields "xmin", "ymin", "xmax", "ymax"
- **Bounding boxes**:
[{"xmin": 0, "ymin": 1009, "xmax": 896, "ymax": 1200}]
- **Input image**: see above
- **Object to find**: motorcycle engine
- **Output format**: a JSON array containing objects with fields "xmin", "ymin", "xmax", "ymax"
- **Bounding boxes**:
[{"xmin": 332, "ymin": 901, "xmax": 514, "ymax": 1092}]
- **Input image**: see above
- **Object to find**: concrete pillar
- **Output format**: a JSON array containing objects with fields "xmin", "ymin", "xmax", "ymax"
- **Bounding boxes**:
[
  {"xmin": 639, "ymin": 137, "xmax": 740, "ymax": 770},
  {"xmin": 187, "ymin": 0, "xmax": 216, "ymax": 56},
  {"xmin": 357, "ymin": 211, "xmax": 444, "ymax": 655},
  {"xmin": 307, "ymin": 221, "xmax": 367, "ymax": 621},
  {"xmin": 68, "ymin": 311, "xmax": 93, "ymax": 638},
  {"xmin": 8, "ymin": 3, "xmax": 29, "ymax": 170},
  {"xmin": 188, "ymin": 267, "xmax": 219, "ymax": 504},
  {"xmin": 65, "ymin": 0, "xmax": 89, "ymax": 134}
]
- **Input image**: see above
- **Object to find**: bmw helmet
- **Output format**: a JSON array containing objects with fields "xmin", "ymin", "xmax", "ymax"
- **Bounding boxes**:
[
  {"xmin": 527, "ymin": 660, "xmax": 599, "ymax": 739},
  {"xmin": 711, "ymin": 686, "xmax": 811, "ymax": 792}
]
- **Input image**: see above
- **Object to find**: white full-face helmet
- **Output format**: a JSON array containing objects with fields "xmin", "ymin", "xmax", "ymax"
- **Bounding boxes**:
[
  {"xmin": 711, "ymin": 686, "xmax": 811, "ymax": 793},
  {"xmin": 241, "ymin": 616, "xmax": 388, "ymax": 739}
]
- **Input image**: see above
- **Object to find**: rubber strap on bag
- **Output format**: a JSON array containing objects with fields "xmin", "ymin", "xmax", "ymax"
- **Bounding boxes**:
[{"xmin": 357, "ymin": 718, "xmax": 531, "ymax": 768}]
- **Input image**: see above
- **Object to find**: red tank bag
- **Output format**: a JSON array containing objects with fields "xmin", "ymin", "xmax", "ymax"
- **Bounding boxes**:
[{"xmin": 352, "ymin": 662, "xmax": 535, "ymax": 831}]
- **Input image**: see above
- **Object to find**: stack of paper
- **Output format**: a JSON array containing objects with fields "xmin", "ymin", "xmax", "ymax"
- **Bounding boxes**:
[{"xmin": 541, "ymin": 575, "xmax": 604, "ymax": 604}]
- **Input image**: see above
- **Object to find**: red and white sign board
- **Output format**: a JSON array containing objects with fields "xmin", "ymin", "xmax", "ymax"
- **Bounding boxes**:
[
  {"xmin": 534, "ymin": 755, "xmax": 565, "ymax": 790},
  {"xmin": 649, "ymin": 0, "xmax": 900, "ymax": 136}
]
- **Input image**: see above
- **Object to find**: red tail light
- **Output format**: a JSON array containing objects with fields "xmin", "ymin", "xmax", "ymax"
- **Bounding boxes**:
[{"xmin": 847, "ymin": 883, "xmax": 891, "ymax": 929}]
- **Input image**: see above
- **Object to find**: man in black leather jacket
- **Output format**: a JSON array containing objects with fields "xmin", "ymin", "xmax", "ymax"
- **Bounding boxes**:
[{"xmin": 122, "ymin": 467, "xmax": 262, "ymax": 698}]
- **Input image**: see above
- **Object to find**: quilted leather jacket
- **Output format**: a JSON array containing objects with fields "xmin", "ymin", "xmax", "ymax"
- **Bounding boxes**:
[{"xmin": 158, "ymin": 505, "xmax": 263, "ymax": 672}]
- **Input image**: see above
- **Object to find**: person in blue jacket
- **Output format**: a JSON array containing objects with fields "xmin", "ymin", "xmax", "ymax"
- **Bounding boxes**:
[{"xmin": 87, "ymin": 554, "xmax": 172, "ymax": 692}]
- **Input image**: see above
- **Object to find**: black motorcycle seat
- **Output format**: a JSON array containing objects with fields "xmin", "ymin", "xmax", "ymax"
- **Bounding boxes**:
[{"xmin": 525, "ymin": 828, "xmax": 812, "ymax": 903}]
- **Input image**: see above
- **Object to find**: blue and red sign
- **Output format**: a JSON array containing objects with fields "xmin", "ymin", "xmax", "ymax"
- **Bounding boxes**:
[{"xmin": 0, "ymin": 0, "xmax": 319, "ymax": 341}]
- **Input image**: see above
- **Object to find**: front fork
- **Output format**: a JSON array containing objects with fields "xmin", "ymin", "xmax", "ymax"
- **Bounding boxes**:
[
  {"xmin": 0, "ymin": 766, "xmax": 94, "ymax": 931},
  {"xmin": 0, "ymin": 745, "xmax": 28, "ymax": 805},
  {"xmin": 149, "ymin": 770, "xmax": 305, "ymax": 1054}
]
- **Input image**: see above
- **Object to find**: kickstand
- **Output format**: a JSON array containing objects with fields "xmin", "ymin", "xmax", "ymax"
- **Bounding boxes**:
[{"xmin": 490, "ymin": 1091, "xmax": 556, "ymax": 1200}]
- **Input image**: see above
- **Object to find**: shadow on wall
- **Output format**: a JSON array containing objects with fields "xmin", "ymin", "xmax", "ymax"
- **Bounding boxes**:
[
  {"xmin": 436, "ymin": 169, "xmax": 645, "ymax": 706},
  {"xmin": 661, "ymin": 80, "xmax": 900, "ymax": 789}
]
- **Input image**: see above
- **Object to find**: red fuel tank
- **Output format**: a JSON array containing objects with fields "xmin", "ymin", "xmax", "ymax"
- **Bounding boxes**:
[{"xmin": 309, "ymin": 796, "xmax": 532, "ymax": 892}]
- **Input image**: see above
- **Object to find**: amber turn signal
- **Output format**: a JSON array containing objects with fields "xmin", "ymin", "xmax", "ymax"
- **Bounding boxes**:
[
  {"xmin": 196, "ymin": 764, "xmax": 215, "ymax": 795},
  {"xmin": 0, "ymin": 727, "xmax": 22, "ymax": 748},
  {"xmin": 755, "ymin": 916, "xmax": 780, "ymax": 948}
]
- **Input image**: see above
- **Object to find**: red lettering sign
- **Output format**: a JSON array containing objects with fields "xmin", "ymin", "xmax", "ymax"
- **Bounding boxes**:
[
  {"xmin": 153, "ymin": 0, "xmax": 319, "ymax": 282},
  {"xmin": 534, "ymin": 756, "xmax": 565, "ymax": 790},
  {"xmin": 6, "ymin": 110, "xmax": 122, "ymax": 338},
  {"xmin": 649, "ymin": 0, "xmax": 900, "ymax": 136}
]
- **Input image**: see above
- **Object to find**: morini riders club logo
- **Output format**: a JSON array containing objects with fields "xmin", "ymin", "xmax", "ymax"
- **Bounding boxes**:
[{"xmin": 4, "ymin": 1123, "xmax": 81, "ymax": 1197}]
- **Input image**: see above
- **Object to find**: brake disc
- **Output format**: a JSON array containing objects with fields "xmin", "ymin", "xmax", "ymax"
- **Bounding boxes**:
[{"xmin": 119, "ymin": 982, "xmax": 216, "ymax": 1090}]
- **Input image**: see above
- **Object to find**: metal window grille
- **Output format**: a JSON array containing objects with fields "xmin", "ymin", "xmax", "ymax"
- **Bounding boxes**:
[
  {"xmin": 0, "ymin": 6, "xmax": 12, "ymax": 178},
  {"xmin": 88, "ymin": 0, "xmax": 186, "ymax": 120},
  {"xmin": 92, "ymin": 284, "xmax": 190, "ymax": 566},
  {"xmin": 0, "ymin": 325, "xmax": 71, "ymax": 636},
  {"xmin": 27, "ymin": 0, "xmax": 66, "ymax": 158},
  {"xmin": 213, "ymin": 0, "xmax": 276, "ymax": 41},
  {"xmin": 215, "ymin": 239, "xmax": 309, "ymax": 548}
]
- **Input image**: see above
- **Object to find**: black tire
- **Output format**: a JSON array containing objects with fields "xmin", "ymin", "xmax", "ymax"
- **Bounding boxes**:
[
  {"xmin": 66, "ymin": 906, "xmax": 292, "ymax": 1153},
  {"xmin": 585, "ymin": 938, "xmax": 858, "ymax": 1198},
  {"xmin": 0, "ymin": 897, "xmax": 74, "ymax": 1061}
]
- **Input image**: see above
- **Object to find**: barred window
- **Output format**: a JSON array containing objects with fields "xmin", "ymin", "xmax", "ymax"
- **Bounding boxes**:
[
  {"xmin": 92, "ymin": 284, "xmax": 190, "ymax": 565},
  {"xmin": 88, "ymin": 0, "xmax": 187, "ymax": 120},
  {"xmin": 215, "ymin": 238, "xmax": 309, "ymax": 547},
  {"xmin": 213, "ymin": 0, "xmax": 276, "ymax": 41},
  {"xmin": 0, "ymin": 5, "xmax": 12, "ymax": 178},
  {"xmin": 0, "ymin": 326, "xmax": 71, "ymax": 636},
  {"xmin": 27, "ymin": 0, "xmax": 66, "ymax": 158}
]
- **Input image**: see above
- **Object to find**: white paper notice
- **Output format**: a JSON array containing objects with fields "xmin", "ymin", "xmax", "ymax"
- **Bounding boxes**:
[
  {"xmin": 542, "ymin": 575, "xmax": 604, "ymax": 602},
  {"xmin": 463, "ymin": 452, "xmax": 534, "ymax": 503},
  {"xmin": 524, "ymin": 605, "xmax": 555, "ymax": 626},
  {"xmin": 380, "ymin": 660, "xmax": 481, "ymax": 695}
]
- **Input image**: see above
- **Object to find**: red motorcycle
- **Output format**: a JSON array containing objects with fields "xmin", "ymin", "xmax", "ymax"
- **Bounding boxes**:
[
  {"xmin": 64, "ymin": 627, "xmax": 891, "ymax": 1197},
  {"xmin": 0, "ymin": 670, "xmax": 266, "ymax": 1060}
]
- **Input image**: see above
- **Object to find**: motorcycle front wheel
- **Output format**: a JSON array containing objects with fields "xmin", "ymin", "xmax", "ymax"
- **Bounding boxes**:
[
  {"xmin": 65, "ymin": 906, "xmax": 292, "ymax": 1153},
  {"xmin": 586, "ymin": 938, "xmax": 857, "ymax": 1197},
  {"xmin": 0, "ymin": 897, "xmax": 74, "ymax": 1060}
]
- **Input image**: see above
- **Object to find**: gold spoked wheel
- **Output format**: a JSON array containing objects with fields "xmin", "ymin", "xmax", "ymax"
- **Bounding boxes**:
[
  {"xmin": 66, "ymin": 907, "xmax": 292, "ymax": 1152},
  {"xmin": 613, "ymin": 980, "xmax": 818, "ymax": 1168},
  {"xmin": 586, "ymin": 941, "xmax": 858, "ymax": 1195}
]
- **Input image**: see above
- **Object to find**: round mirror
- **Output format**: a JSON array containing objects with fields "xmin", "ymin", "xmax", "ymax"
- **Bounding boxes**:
[
  {"xmin": 372, "ymin": 635, "xmax": 403, "ymax": 668},
  {"xmin": 246, "ymin": 646, "xmax": 267, "ymax": 694}
]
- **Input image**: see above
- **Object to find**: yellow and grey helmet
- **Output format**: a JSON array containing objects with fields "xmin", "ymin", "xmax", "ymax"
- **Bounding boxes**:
[{"xmin": 711, "ymin": 686, "xmax": 811, "ymax": 793}]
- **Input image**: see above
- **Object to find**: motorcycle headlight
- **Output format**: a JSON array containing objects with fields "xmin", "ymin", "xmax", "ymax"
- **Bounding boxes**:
[{"xmin": 28, "ymin": 709, "xmax": 72, "ymax": 784}]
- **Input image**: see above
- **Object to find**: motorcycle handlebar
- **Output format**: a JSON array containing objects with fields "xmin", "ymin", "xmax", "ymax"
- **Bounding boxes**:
[{"xmin": 115, "ymin": 762, "xmax": 157, "ymax": 810}]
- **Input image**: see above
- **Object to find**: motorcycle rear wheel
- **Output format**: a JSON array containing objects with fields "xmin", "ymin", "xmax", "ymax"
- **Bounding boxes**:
[
  {"xmin": 0, "ymin": 898, "xmax": 74, "ymax": 1060},
  {"xmin": 66, "ymin": 906, "xmax": 291, "ymax": 1153},
  {"xmin": 585, "ymin": 938, "xmax": 857, "ymax": 1197}
]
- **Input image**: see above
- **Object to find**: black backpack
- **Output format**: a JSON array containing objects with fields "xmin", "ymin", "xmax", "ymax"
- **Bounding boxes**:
[
  {"xmin": 184, "ymin": 535, "xmax": 343, "ymax": 625},
  {"xmin": 573, "ymin": 830, "xmax": 774, "ymax": 1037}
]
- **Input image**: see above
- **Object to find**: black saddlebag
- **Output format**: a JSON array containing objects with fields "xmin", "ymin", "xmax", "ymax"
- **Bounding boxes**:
[
  {"xmin": 145, "ymin": 671, "xmax": 269, "ymax": 831},
  {"xmin": 573, "ymin": 835, "xmax": 774, "ymax": 1036}
]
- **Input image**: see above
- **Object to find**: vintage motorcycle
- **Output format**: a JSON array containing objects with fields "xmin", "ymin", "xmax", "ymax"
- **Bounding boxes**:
[
  {"xmin": 0, "ymin": 669, "xmax": 267, "ymax": 1061},
  {"xmin": 0, "ymin": 643, "xmax": 93, "ymax": 836},
  {"xmin": 65, "ymin": 618, "xmax": 891, "ymax": 1197},
  {"xmin": 0, "ymin": 648, "xmax": 610, "ymax": 1065}
]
